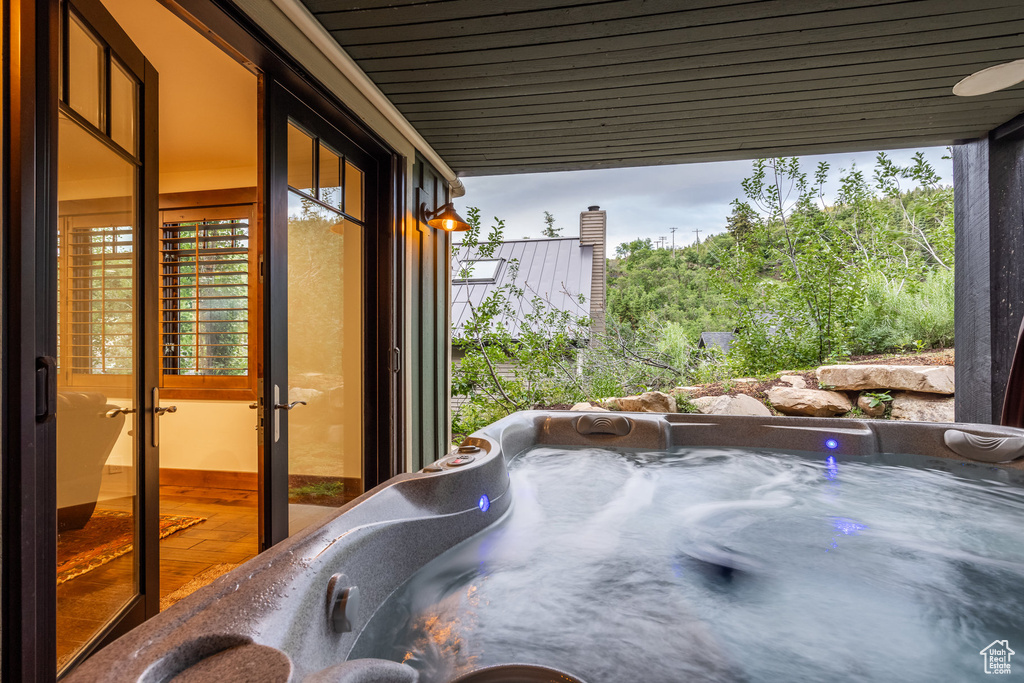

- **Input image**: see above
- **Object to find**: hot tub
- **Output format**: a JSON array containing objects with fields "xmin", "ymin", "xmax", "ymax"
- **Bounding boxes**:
[{"xmin": 68, "ymin": 412, "xmax": 1024, "ymax": 682}]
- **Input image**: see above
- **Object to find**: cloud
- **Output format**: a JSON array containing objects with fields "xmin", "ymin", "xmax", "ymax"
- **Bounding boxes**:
[{"xmin": 454, "ymin": 147, "xmax": 952, "ymax": 252}]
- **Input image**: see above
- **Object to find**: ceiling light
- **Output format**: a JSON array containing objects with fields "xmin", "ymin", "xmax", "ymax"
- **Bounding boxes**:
[{"xmin": 953, "ymin": 59, "xmax": 1024, "ymax": 96}]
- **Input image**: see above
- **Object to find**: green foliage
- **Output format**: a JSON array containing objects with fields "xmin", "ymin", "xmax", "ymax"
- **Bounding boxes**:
[
  {"xmin": 541, "ymin": 210, "xmax": 561, "ymax": 237},
  {"xmin": 862, "ymin": 391, "xmax": 893, "ymax": 408},
  {"xmin": 607, "ymin": 234, "xmax": 734, "ymax": 338},
  {"xmin": 675, "ymin": 395, "xmax": 700, "ymax": 414},
  {"xmin": 717, "ymin": 153, "xmax": 953, "ymax": 374}
]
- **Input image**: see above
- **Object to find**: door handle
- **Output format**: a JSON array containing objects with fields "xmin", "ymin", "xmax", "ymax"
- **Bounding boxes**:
[
  {"xmin": 36, "ymin": 356, "xmax": 57, "ymax": 423},
  {"xmin": 151, "ymin": 388, "xmax": 178, "ymax": 447},
  {"xmin": 271, "ymin": 385, "xmax": 308, "ymax": 443},
  {"xmin": 105, "ymin": 407, "xmax": 137, "ymax": 418}
]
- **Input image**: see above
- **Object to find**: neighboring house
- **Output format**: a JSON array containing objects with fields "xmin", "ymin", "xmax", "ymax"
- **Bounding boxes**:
[
  {"xmin": 698, "ymin": 332, "xmax": 735, "ymax": 354},
  {"xmin": 700, "ymin": 315, "xmax": 779, "ymax": 354},
  {"xmin": 451, "ymin": 207, "xmax": 608, "ymax": 408}
]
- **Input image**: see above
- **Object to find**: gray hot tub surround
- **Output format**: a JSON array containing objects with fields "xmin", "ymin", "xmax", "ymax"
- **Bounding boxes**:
[{"xmin": 67, "ymin": 412, "xmax": 1024, "ymax": 682}]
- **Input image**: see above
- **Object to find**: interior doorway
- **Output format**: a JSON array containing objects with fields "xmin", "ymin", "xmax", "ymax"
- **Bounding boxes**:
[{"xmin": 100, "ymin": 0, "xmax": 261, "ymax": 607}]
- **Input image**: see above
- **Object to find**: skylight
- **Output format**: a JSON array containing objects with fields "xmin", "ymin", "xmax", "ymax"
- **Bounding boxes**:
[{"xmin": 453, "ymin": 259, "xmax": 502, "ymax": 283}]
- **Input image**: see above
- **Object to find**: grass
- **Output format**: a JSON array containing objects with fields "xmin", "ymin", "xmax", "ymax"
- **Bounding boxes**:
[{"xmin": 289, "ymin": 481, "xmax": 345, "ymax": 499}]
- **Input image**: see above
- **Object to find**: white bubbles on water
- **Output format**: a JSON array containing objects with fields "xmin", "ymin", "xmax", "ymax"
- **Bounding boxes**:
[{"xmin": 351, "ymin": 447, "xmax": 1024, "ymax": 683}]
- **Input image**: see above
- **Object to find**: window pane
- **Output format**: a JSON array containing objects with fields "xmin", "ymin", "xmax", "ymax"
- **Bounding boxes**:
[
  {"xmin": 344, "ymin": 160, "xmax": 363, "ymax": 221},
  {"xmin": 287, "ymin": 123, "xmax": 314, "ymax": 196},
  {"xmin": 68, "ymin": 13, "xmax": 104, "ymax": 129},
  {"xmin": 110, "ymin": 60, "xmax": 137, "ymax": 155},
  {"xmin": 161, "ymin": 219, "xmax": 250, "ymax": 376},
  {"xmin": 56, "ymin": 112, "xmax": 138, "ymax": 671},
  {"xmin": 318, "ymin": 142, "xmax": 342, "ymax": 211},
  {"xmin": 287, "ymin": 193, "xmax": 363, "ymax": 533}
]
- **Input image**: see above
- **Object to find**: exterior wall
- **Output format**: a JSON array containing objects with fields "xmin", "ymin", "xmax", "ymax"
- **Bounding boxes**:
[
  {"xmin": 409, "ymin": 156, "xmax": 451, "ymax": 469},
  {"xmin": 579, "ymin": 207, "xmax": 607, "ymax": 339},
  {"xmin": 953, "ymin": 119, "xmax": 1024, "ymax": 423}
]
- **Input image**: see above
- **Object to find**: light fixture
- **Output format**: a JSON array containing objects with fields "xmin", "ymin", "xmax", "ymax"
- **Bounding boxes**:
[
  {"xmin": 953, "ymin": 59, "xmax": 1024, "ymax": 96},
  {"xmin": 421, "ymin": 201, "xmax": 471, "ymax": 232}
]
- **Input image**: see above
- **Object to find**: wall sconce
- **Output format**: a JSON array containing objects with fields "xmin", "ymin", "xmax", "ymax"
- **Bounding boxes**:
[{"xmin": 421, "ymin": 201, "xmax": 471, "ymax": 232}]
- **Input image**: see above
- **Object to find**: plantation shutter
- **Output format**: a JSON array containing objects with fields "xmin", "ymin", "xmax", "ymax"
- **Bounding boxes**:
[
  {"xmin": 64, "ymin": 223, "xmax": 135, "ymax": 377},
  {"xmin": 160, "ymin": 218, "xmax": 252, "ymax": 390}
]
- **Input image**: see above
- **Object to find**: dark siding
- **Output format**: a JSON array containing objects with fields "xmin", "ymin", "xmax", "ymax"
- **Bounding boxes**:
[
  {"xmin": 989, "ymin": 126, "xmax": 1024, "ymax": 420},
  {"xmin": 410, "ymin": 156, "xmax": 451, "ymax": 469},
  {"xmin": 953, "ymin": 140, "xmax": 993, "ymax": 423},
  {"xmin": 953, "ymin": 120, "xmax": 1024, "ymax": 423},
  {"xmin": 301, "ymin": 0, "xmax": 1024, "ymax": 175}
]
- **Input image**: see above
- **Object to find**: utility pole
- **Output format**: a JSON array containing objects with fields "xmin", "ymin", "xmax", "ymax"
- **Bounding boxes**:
[
  {"xmin": 693, "ymin": 228, "xmax": 702, "ymax": 256},
  {"xmin": 669, "ymin": 227, "xmax": 677, "ymax": 259}
]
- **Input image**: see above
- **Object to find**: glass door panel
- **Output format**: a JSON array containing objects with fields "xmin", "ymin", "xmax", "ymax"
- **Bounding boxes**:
[
  {"xmin": 56, "ymin": 0, "xmax": 150, "ymax": 671},
  {"xmin": 55, "ymin": 112, "xmax": 139, "ymax": 669},
  {"xmin": 285, "ymin": 122, "xmax": 364, "ymax": 535}
]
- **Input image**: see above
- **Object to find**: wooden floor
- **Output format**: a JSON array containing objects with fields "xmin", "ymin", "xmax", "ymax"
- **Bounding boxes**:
[{"xmin": 57, "ymin": 485, "xmax": 259, "ymax": 670}]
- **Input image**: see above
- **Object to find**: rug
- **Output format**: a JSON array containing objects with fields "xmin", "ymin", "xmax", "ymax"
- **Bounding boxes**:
[
  {"xmin": 160, "ymin": 563, "xmax": 238, "ymax": 611},
  {"xmin": 57, "ymin": 510, "xmax": 205, "ymax": 585}
]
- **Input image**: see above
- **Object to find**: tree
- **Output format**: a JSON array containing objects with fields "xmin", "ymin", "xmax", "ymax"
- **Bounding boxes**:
[{"xmin": 541, "ymin": 210, "xmax": 561, "ymax": 237}]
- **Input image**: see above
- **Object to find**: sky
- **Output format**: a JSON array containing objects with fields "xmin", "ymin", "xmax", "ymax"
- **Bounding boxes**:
[{"xmin": 453, "ymin": 146, "xmax": 952, "ymax": 254}]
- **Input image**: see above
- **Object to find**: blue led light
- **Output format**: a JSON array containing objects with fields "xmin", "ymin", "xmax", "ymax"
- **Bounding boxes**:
[
  {"xmin": 825, "ymin": 438, "xmax": 839, "ymax": 450},
  {"xmin": 478, "ymin": 494, "xmax": 490, "ymax": 512}
]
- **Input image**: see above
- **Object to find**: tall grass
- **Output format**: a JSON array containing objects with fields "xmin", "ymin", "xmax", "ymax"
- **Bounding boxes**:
[{"xmin": 852, "ymin": 268, "xmax": 954, "ymax": 354}]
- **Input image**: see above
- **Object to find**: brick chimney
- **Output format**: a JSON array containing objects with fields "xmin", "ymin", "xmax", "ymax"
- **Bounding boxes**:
[{"xmin": 580, "ymin": 205, "xmax": 607, "ymax": 340}]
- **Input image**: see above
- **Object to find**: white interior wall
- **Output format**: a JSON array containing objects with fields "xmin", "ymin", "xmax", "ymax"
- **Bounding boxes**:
[{"xmin": 105, "ymin": 399, "xmax": 257, "ymax": 472}]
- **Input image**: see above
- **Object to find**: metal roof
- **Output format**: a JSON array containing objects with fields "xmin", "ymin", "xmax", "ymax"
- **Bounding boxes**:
[
  {"xmin": 301, "ymin": 0, "xmax": 1024, "ymax": 176},
  {"xmin": 451, "ymin": 237, "xmax": 593, "ymax": 336},
  {"xmin": 698, "ymin": 331, "xmax": 735, "ymax": 353}
]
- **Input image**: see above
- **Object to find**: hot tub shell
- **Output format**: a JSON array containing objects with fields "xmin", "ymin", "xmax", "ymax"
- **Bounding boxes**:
[{"xmin": 66, "ymin": 411, "xmax": 1024, "ymax": 682}]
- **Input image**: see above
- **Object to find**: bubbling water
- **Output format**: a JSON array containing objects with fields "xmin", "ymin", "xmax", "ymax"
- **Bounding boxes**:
[{"xmin": 351, "ymin": 447, "xmax": 1024, "ymax": 682}]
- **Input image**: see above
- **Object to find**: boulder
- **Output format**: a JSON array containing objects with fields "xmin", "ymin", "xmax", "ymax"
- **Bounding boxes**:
[
  {"xmin": 816, "ymin": 364, "xmax": 954, "ymax": 394},
  {"xmin": 767, "ymin": 386, "xmax": 852, "ymax": 417},
  {"xmin": 890, "ymin": 391, "xmax": 955, "ymax": 422},
  {"xmin": 570, "ymin": 402, "xmax": 609, "ymax": 412},
  {"xmin": 610, "ymin": 391, "xmax": 677, "ymax": 413},
  {"xmin": 732, "ymin": 378, "xmax": 759, "ymax": 384},
  {"xmin": 856, "ymin": 394, "xmax": 887, "ymax": 418},
  {"xmin": 692, "ymin": 394, "xmax": 772, "ymax": 417},
  {"xmin": 670, "ymin": 386, "xmax": 702, "ymax": 397},
  {"xmin": 778, "ymin": 374, "xmax": 807, "ymax": 389}
]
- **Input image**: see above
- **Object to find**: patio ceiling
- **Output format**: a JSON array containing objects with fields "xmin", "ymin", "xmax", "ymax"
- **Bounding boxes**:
[{"xmin": 301, "ymin": 0, "xmax": 1024, "ymax": 176}]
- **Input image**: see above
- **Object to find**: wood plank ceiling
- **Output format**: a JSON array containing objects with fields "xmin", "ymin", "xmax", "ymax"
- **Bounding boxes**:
[{"xmin": 302, "ymin": 0, "xmax": 1024, "ymax": 176}]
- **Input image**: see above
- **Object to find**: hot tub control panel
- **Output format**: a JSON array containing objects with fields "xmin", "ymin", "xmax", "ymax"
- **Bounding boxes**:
[{"xmin": 423, "ymin": 445, "xmax": 482, "ymax": 472}]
